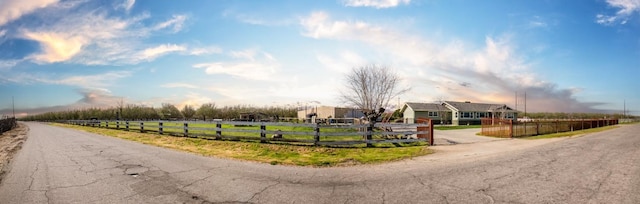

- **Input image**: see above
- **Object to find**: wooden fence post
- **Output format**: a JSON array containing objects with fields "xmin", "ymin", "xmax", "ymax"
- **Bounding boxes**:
[
  {"xmin": 125, "ymin": 121, "xmax": 129, "ymax": 131},
  {"xmin": 314, "ymin": 123, "xmax": 320, "ymax": 145},
  {"xmin": 509, "ymin": 120, "xmax": 513, "ymax": 138},
  {"xmin": 159, "ymin": 122, "xmax": 163, "ymax": 135},
  {"xmin": 429, "ymin": 119, "xmax": 434, "ymax": 146},
  {"xmin": 260, "ymin": 123, "xmax": 266, "ymax": 143},
  {"xmin": 184, "ymin": 123, "xmax": 188, "ymax": 137},
  {"xmin": 366, "ymin": 123, "xmax": 373, "ymax": 147},
  {"xmin": 140, "ymin": 122, "xmax": 144, "ymax": 133},
  {"xmin": 216, "ymin": 122, "xmax": 222, "ymax": 140}
]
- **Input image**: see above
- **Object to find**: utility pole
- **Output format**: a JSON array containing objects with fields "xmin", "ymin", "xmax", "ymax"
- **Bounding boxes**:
[
  {"xmin": 524, "ymin": 92, "xmax": 527, "ymax": 119},
  {"xmin": 515, "ymin": 91, "xmax": 518, "ymax": 114},
  {"xmin": 12, "ymin": 96, "xmax": 15, "ymax": 118},
  {"xmin": 624, "ymin": 99, "xmax": 626, "ymax": 118}
]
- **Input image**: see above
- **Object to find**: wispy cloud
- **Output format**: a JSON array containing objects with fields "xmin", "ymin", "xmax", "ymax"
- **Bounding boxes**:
[
  {"xmin": 193, "ymin": 49, "xmax": 280, "ymax": 81},
  {"xmin": 161, "ymin": 83, "xmax": 199, "ymax": 89},
  {"xmin": 0, "ymin": 0, "xmax": 59, "ymax": 26},
  {"xmin": 222, "ymin": 10, "xmax": 294, "ymax": 26},
  {"xmin": 137, "ymin": 44, "xmax": 186, "ymax": 61},
  {"xmin": 189, "ymin": 46, "xmax": 223, "ymax": 56},
  {"xmin": 4, "ymin": 1, "xmax": 190, "ymax": 67},
  {"xmin": 596, "ymin": 0, "xmax": 640, "ymax": 25},
  {"xmin": 300, "ymin": 11, "xmax": 605, "ymax": 112},
  {"xmin": 117, "ymin": 0, "xmax": 135, "ymax": 12},
  {"xmin": 153, "ymin": 14, "xmax": 187, "ymax": 32},
  {"xmin": 528, "ymin": 16, "xmax": 548, "ymax": 28},
  {"xmin": 342, "ymin": 0, "xmax": 410, "ymax": 8},
  {"xmin": 0, "ymin": 70, "xmax": 132, "ymax": 88}
]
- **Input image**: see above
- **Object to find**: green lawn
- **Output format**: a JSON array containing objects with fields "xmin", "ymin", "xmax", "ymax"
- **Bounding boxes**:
[{"xmin": 52, "ymin": 123, "xmax": 432, "ymax": 167}]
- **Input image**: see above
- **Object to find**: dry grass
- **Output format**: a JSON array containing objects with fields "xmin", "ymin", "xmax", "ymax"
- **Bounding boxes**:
[{"xmin": 52, "ymin": 123, "xmax": 432, "ymax": 167}]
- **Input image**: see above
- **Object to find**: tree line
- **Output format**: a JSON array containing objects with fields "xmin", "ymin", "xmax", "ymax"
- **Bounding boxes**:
[
  {"xmin": 20, "ymin": 103, "xmax": 297, "ymax": 121},
  {"xmin": 521, "ymin": 112, "xmax": 636, "ymax": 119}
]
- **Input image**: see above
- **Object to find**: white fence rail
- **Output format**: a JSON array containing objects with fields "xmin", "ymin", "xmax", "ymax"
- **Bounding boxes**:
[{"xmin": 60, "ymin": 120, "xmax": 434, "ymax": 146}]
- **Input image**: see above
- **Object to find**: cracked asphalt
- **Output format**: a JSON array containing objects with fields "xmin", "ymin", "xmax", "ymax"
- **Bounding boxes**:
[{"xmin": 0, "ymin": 122, "xmax": 639, "ymax": 203}]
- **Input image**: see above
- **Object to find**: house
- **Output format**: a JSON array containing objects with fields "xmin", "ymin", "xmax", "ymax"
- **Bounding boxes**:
[
  {"xmin": 297, "ymin": 106, "xmax": 365, "ymax": 121},
  {"xmin": 443, "ymin": 101, "xmax": 517, "ymax": 125},
  {"xmin": 400, "ymin": 103, "xmax": 451, "ymax": 124},
  {"xmin": 402, "ymin": 101, "xmax": 517, "ymax": 126}
]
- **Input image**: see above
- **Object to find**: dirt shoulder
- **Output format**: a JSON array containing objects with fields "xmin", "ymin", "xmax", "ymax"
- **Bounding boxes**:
[{"xmin": 0, "ymin": 123, "xmax": 28, "ymax": 183}]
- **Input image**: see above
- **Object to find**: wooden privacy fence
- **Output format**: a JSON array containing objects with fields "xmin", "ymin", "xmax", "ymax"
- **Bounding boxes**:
[
  {"xmin": 0, "ymin": 118, "xmax": 16, "ymax": 134},
  {"xmin": 481, "ymin": 118, "xmax": 619, "ymax": 138},
  {"xmin": 62, "ymin": 119, "xmax": 434, "ymax": 146}
]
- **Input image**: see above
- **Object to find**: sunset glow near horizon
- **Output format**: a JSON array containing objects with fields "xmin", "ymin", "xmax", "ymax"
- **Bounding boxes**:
[{"xmin": 0, "ymin": 0, "xmax": 639, "ymax": 117}]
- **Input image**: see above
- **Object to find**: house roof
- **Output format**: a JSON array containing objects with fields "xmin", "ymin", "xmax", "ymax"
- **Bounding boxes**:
[
  {"xmin": 443, "ymin": 101, "xmax": 514, "ymax": 112},
  {"xmin": 402, "ymin": 102, "xmax": 448, "ymax": 112}
]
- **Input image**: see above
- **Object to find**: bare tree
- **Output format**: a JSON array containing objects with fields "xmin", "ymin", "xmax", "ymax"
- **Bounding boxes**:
[
  {"xmin": 181, "ymin": 105, "xmax": 196, "ymax": 120},
  {"xmin": 196, "ymin": 103, "xmax": 217, "ymax": 121},
  {"xmin": 339, "ymin": 64, "xmax": 410, "ymax": 111},
  {"xmin": 160, "ymin": 103, "xmax": 183, "ymax": 120}
]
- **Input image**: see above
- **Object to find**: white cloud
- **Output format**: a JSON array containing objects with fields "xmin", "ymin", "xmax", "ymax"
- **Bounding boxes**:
[
  {"xmin": 343, "ymin": 0, "xmax": 410, "ymax": 8},
  {"xmin": 300, "ymin": 12, "xmax": 606, "ymax": 112},
  {"xmin": 0, "ymin": 0, "xmax": 59, "ymax": 26},
  {"xmin": 194, "ymin": 49, "xmax": 279, "ymax": 81},
  {"xmin": 153, "ymin": 14, "xmax": 187, "ymax": 32},
  {"xmin": 161, "ymin": 83, "xmax": 199, "ymax": 89},
  {"xmin": 138, "ymin": 44, "xmax": 186, "ymax": 61},
  {"xmin": 597, "ymin": 0, "xmax": 640, "ymax": 25},
  {"xmin": 0, "ymin": 29, "xmax": 6, "ymax": 37},
  {"xmin": 22, "ymin": 31, "xmax": 85, "ymax": 63}
]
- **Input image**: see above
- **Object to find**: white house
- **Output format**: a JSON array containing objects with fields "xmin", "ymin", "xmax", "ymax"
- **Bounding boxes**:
[{"xmin": 402, "ymin": 101, "xmax": 517, "ymax": 125}]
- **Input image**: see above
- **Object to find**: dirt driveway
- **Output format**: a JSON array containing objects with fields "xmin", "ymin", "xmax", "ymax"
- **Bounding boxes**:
[{"xmin": 433, "ymin": 128, "xmax": 507, "ymax": 145}]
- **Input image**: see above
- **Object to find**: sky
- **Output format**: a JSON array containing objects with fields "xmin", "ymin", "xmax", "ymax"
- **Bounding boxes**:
[{"xmin": 0, "ymin": 0, "xmax": 639, "ymax": 117}]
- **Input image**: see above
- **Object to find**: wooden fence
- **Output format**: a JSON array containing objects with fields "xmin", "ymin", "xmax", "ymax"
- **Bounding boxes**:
[
  {"xmin": 61, "ymin": 119, "xmax": 434, "ymax": 146},
  {"xmin": 481, "ymin": 118, "xmax": 619, "ymax": 138},
  {"xmin": 0, "ymin": 118, "xmax": 16, "ymax": 134}
]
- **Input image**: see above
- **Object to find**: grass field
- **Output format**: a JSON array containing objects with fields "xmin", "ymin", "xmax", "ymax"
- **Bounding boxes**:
[{"xmin": 53, "ymin": 123, "xmax": 432, "ymax": 167}]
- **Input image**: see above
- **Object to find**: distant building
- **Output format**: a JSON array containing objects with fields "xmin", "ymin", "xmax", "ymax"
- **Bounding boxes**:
[
  {"xmin": 402, "ymin": 101, "xmax": 517, "ymax": 125},
  {"xmin": 297, "ymin": 106, "xmax": 365, "ymax": 120}
]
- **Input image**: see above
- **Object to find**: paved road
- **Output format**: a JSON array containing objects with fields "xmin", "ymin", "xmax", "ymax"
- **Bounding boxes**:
[{"xmin": 1, "ymin": 122, "xmax": 639, "ymax": 203}]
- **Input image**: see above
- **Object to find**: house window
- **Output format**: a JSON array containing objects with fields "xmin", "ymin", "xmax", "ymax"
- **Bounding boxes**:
[
  {"xmin": 478, "ymin": 112, "xmax": 486, "ymax": 118},
  {"xmin": 428, "ymin": 111, "xmax": 438, "ymax": 117},
  {"xmin": 505, "ymin": 113, "xmax": 514, "ymax": 119},
  {"xmin": 461, "ymin": 112, "xmax": 473, "ymax": 118}
]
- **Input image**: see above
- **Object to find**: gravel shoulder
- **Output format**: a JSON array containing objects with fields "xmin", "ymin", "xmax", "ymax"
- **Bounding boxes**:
[{"xmin": 0, "ymin": 123, "xmax": 28, "ymax": 183}]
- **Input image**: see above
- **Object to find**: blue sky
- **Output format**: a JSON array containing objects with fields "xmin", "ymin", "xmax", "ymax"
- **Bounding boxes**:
[{"xmin": 0, "ymin": 0, "xmax": 639, "ymax": 117}]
